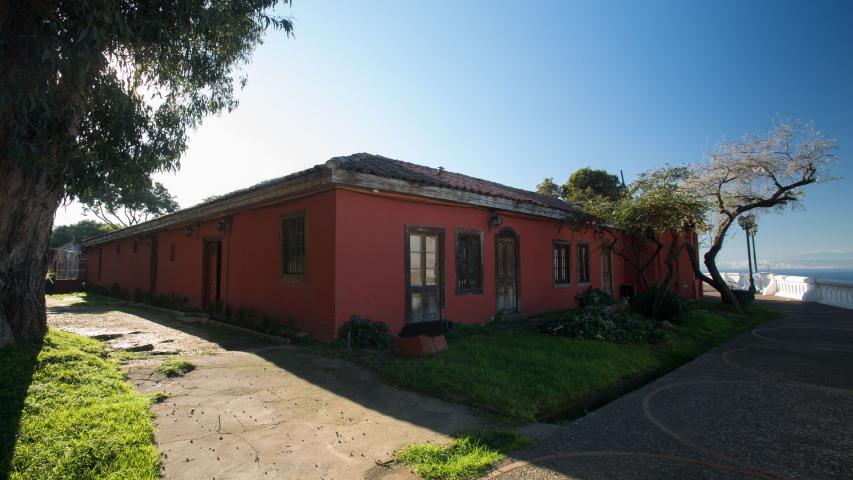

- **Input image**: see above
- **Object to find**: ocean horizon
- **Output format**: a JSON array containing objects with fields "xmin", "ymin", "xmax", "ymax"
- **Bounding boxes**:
[{"xmin": 708, "ymin": 267, "xmax": 853, "ymax": 284}]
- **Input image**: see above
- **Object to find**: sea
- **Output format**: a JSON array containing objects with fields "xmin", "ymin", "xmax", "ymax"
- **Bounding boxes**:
[{"xmin": 709, "ymin": 268, "xmax": 853, "ymax": 284}]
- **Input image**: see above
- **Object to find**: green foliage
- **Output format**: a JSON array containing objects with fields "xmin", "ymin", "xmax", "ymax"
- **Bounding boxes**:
[
  {"xmin": 2, "ymin": 0, "xmax": 293, "ymax": 216},
  {"xmin": 49, "ymin": 220, "xmax": 112, "ymax": 248},
  {"xmin": 148, "ymin": 391, "xmax": 169, "ymax": 404},
  {"xmin": 575, "ymin": 287, "xmax": 614, "ymax": 308},
  {"xmin": 630, "ymin": 288, "xmax": 690, "ymax": 324},
  {"xmin": 539, "ymin": 306, "xmax": 665, "ymax": 343},
  {"xmin": 535, "ymin": 177, "xmax": 561, "ymax": 198},
  {"xmin": 156, "ymin": 358, "xmax": 195, "ymax": 378},
  {"xmin": 338, "ymin": 316, "xmax": 393, "ymax": 350},
  {"xmin": 83, "ymin": 182, "xmax": 180, "ymax": 229},
  {"xmin": 397, "ymin": 431, "xmax": 528, "ymax": 480},
  {"xmin": 562, "ymin": 167, "xmax": 625, "ymax": 202},
  {"xmin": 0, "ymin": 330, "xmax": 159, "ymax": 479}
]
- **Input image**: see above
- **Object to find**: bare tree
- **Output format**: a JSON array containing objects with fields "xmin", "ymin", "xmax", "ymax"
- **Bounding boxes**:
[{"xmin": 684, "ymin": 121, "xmax": 838, "ymax": 305}]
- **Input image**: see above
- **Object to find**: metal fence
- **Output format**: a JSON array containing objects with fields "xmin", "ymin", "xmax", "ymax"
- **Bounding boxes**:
[{"xmin": 49, "ymin": 247, "xmax": 86, "ymax": 281}]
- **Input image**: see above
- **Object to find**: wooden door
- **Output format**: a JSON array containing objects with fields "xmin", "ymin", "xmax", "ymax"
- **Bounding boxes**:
[
  {"xmin": 203, "ymin": 240, "xmax": 221, "ymax": 309},
  {"xmin": 496, "ymin": 233, "xmax": 518, "ymax": 313},
  {"xmin": 601, "ymin": 247, "xmax": 613, "ymax": 295},
  {"xmin": 407, "ymin": 231, "xmax": 442, "ymax": 323}
]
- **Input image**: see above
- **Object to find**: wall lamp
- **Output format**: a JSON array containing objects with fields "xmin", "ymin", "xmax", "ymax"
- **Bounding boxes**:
[
  {"xmin": 185, "ymin": 226, "xmax": 194, "ymax": 237},
  {"xmin": 489, "ymin": 212, "xmax": 503, "ymax": 228}
]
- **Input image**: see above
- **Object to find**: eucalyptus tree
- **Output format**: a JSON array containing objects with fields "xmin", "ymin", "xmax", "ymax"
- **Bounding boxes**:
[
  {"xmin": 0, "ymin": 1, "xmax": 293, "ymax": 346},
  {"xmin": 684, "ymin": 121, "xmax": 837, "ymax": 305},
  {"xmin": 81, "ymin": 181, "xmax": 179, "ymax": 229}
]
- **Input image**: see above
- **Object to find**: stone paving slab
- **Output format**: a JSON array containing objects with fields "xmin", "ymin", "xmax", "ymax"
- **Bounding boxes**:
[{"xmin": 492, "ymin": 296, "xmax": 853, "ymax": 480}]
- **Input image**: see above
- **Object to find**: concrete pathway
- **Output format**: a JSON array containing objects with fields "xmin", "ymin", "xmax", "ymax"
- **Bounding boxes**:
[
  {"xmin": 47, "ymin": 302, "xmax": 487, "ymax": 480},
  {"xmin": 491, "ymin": 296, "xmax": 853, "ymax": 480}
]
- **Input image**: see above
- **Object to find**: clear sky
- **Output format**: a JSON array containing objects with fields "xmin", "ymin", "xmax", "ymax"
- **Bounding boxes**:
[{"xmin": 54, "ymin": 0, "xmax": 853, "ymax": 267}]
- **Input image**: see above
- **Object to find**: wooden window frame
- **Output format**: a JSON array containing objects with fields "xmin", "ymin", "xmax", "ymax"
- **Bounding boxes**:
[
  {"xmin": 553, "ymin": 240, "xmax": 571, "ymax": 288},
  {"xmin": 404, "ymin": 225, "xmax": 445, "ymax": 323},
  {"xmin": 454, "ymin": 228, "xmax": 484, "ymax": 295},
  {"xmin": 577, "ymin": 241, "xmax": 591, "ymax": 285},
  {"xmin": 279, "ymin": 211, "xmax": 307, "ymax": 281}
]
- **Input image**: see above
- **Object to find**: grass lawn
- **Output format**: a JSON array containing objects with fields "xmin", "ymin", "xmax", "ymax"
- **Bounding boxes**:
[
  {"xmin": 364, "ymin": 303, "xmax": 780, "ymax": 422},
  {"xmin": 0, "ymin": 329, "xmax": 159, "ymax": 479},
  {"xmin": 46, "ymin": 291, "xmax": 117, "ymax": 307},
  {"xmin": 397, "ymin": 431, "xmax": 528, "ymax": 480}
]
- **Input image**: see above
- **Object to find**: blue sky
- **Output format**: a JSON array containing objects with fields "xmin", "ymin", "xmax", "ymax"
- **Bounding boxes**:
[{"xmin": 55, "ymin": 0, "xmax": 853, "ymax": 267}]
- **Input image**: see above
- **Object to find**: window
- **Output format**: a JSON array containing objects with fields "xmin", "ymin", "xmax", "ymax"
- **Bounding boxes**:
[
  {"xmin": 116, "ymin": 243, "xmax": 121, "ymax": 255},
  {"xmin": 577, "ymin": 242, "xmax": 590, "ymax": 284},
  {"xmin": 406, "ymin": 227, "xmax": 444, "ymax": 322},
  {"xmin": 281, "ymin": 215, "xmax": 306, "ymax": 275},
  {"xmin": 455, "ymin": 229, "xmax": 483, "ymax": 294},
  {"xmin": 132, "ymin": 241, "xmax": 138, "ymax": 253},
  {"xmin": 169, "ymin": 243, "xmax": 176, "ymax": 262},
  {"xmin": 553, "ymin": 241, "xmax": 570, "ymax": 286}
]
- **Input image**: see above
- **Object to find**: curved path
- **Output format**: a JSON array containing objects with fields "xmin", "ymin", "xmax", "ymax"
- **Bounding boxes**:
[{"xmin": 491, "ymin": 296, "xmax": 853, "ymax": 480}]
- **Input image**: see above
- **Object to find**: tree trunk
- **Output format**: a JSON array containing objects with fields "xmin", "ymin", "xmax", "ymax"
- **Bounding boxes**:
[
  {"xmin": 0, "ymin": 159, "xmax": 65, "ymax": 346},
  {"xmin": 653, "ymin": 231, "xmax": 679, "ymax": 316}
]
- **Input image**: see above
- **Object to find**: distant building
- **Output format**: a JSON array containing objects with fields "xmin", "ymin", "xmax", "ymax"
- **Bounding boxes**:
[
  {"xmin": 83, "ymin": 153, "xmax": 701, "ymax": 340},
  {"xmin": 51, "ymin": 241, "xmax": 82, "ymax": 280}
]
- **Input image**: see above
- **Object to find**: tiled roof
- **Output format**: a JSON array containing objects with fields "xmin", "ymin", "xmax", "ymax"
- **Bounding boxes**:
[{"xmin": 328, "ymin": 153, "xmax": 577, "ymax": 213}]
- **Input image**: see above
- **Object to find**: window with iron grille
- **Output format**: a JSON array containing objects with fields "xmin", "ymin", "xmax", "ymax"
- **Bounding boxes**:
[
  {"xmin": 455, "ymin": 230, "xmax": 483, "ymax": 294},
  {"xmin": 281, "ymin": 215, "xmax": 306, "ymax": 275},
  {"xmin": 553, "ymin": 241, "xmax": 570, "ymax": 286},
  {"xmin": 577, "ymin": 242, "xmax": 590, "ymax": 284}
]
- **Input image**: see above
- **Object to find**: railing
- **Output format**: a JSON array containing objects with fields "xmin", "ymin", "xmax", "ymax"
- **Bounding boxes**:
[{"xmin": 718, "ymin": 272, "xmax": 853, "ymax": 310}]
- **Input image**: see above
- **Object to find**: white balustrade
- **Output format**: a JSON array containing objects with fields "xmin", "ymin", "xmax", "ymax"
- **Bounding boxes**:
[{"xmin": 717, "ymin": 272, "xmax": 853, "ymax": 310}]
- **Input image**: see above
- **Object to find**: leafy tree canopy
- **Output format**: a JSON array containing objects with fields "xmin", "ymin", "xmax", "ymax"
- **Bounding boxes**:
[
  {"xmin": 49, "ymin": 220, "xmax": 112, "ymax": 248},
  {"xmin": 535, "ymin": 177, "xmax": 561, "ymax": 198},
  {"xmin": 82, "ymin": 181, "xmax": 179, "ymax": 229},
  {"xmin": 2, "ymin": 0, "xmax": 293, "ymax": 208},
  {"xmin": 563, "ymin": 167, "xmax": 625, "ymax": 202}
]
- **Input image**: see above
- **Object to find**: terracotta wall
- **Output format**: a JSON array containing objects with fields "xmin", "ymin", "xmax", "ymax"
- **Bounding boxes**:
[
  {"xmin": 85, "ymin": 187, "xmax": 700, "ymax": 342},
  {"xmin": 87, "ymin": 190, "xmax": 337, "ymax": 340},
  {"xmin": 87, "ymin": 237, "xmax": 152, "ymax": 296},
  {"xmin": 333, "ymin": 189, "xmax": 636, "ymax": 337}
]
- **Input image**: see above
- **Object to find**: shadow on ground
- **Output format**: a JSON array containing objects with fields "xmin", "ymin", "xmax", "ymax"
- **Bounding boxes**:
[
  {"xmin": 0, "ymin": 339, "xmax": 42, "ymax": 478},
  {"xmin": 490, "ymin": 295, "xmax": 853, "ymax": 480}
]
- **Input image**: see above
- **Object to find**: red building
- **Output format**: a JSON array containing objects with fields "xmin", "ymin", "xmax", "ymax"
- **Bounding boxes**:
[{"xmin": 83, "ymin": 153, "xmax": 701, "ymax": 341}]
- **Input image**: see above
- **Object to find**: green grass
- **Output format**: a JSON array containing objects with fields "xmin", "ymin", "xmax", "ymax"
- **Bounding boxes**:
[
  {"xmin": 148, "ymin": 392, "xmax": 170, "ymax": 404},
  {"xmin": 397, "ymin": 431, "xmax": 528, "ymax": 480},
  {"xmin": 0, "ymin": 329, "xmax": 159, "ymax": 479},
  {"xmin": 368, "ymin": 303, "xmax": 779, "ymax": 422},
  {"xmin": 155, "ymin": 358, "xmax": 196, "ymax": 377},
  {"xmin": 46, "ymin": 291, "xmax": 116, "ymax": 307}
]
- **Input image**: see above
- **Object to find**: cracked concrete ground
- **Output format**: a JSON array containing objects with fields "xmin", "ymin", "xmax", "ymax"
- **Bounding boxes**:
[
  {"xmin": 46, "ymin": 300, "xmax": 488, "ymax": 480},
  {"xmin": 489, "ymin": 293, "xmax": 853, "ymax": 480}
]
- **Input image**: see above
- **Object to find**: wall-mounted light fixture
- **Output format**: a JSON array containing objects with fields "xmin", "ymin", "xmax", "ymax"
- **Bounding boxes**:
[
  {"xmin": 216, "ymin": 220, "xmax": 227, "ymax": 231},
  {"xmin": 489, "ymin": 212, "xmax": 504, "ymax": 230},
  {"xmin": 185, "ymin": 226, "xmax": 194, "ymax": 237}
]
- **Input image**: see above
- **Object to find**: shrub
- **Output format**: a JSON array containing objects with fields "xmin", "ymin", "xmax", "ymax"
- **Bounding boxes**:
[
  {"xmin": 630, "ymin": 287, "xmax": 689, "ymax": 324},
  {"xmin": 539, "ymin": 306, "xmax": 664, "ymax": 343},
  {"xmin": 575, "ymin": 287, "xmax": 614, "ymax": 308},
  {"xmin": 338, "ymin": 315, "xmax": 393, "ymax": 350}
]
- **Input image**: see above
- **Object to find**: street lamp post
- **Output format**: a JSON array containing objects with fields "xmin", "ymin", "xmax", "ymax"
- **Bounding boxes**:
[{"xmin": 737, "ymin": 214, "xmax": 757, "ymax": 293}]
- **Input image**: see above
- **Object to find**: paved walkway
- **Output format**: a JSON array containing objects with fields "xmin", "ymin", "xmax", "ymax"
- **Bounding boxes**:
[{"xmin": 492, "ymin": 296, "xmax": 853, "ymax": 480}]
